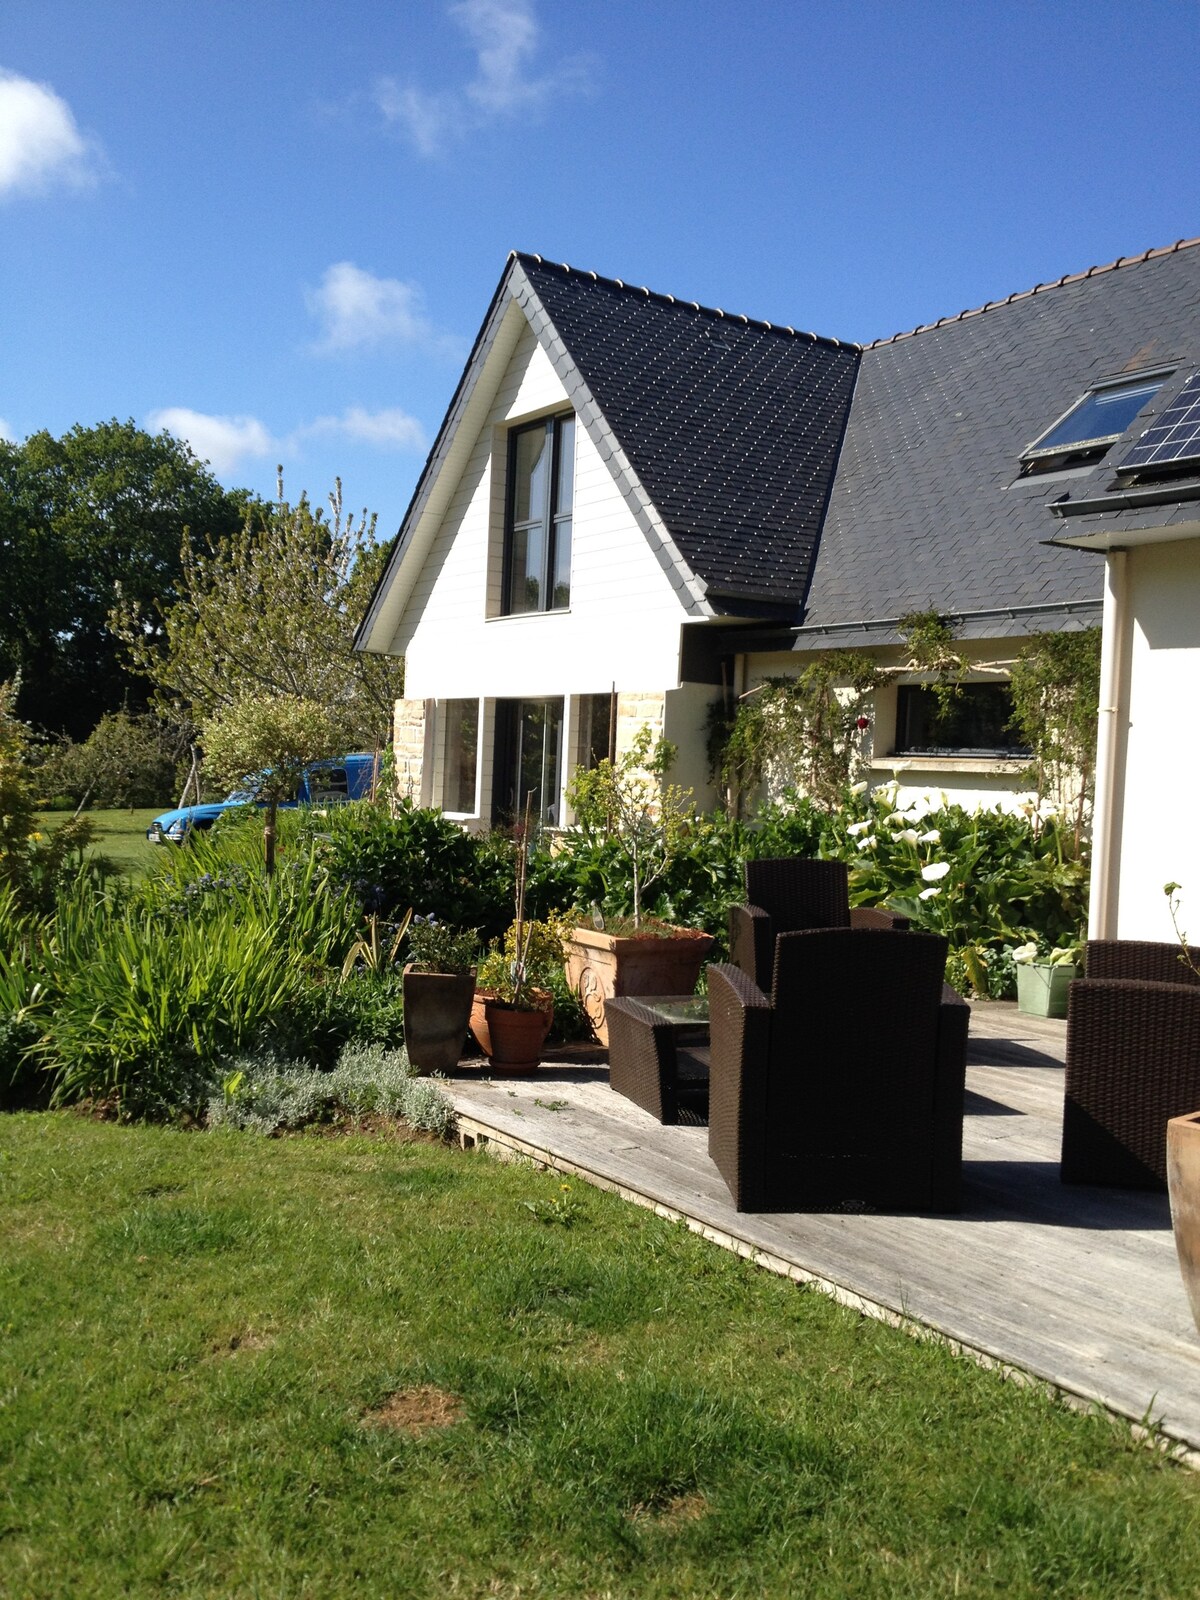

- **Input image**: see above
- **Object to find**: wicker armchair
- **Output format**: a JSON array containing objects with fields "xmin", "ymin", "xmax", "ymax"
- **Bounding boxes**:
[
  {"xmin": 1061, "ymin": 939, "xmax": 1200, "ymax": 1189},
  {"xmin": 728, "ymin": 857, "xmax": 909, "ymax": 992},
  {"xmin": 708, "ymin": 927, "xmax": 969, "ymax": 1213}
]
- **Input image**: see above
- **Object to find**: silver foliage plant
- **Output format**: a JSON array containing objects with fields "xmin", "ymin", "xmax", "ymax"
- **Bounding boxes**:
[{"xmin": 206, "ymin": 1040, "xmax": 456, "ymax": 1138}]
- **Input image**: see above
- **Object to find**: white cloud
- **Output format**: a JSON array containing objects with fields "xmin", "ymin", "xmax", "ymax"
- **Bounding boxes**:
[
  {"xmin": 306, "ymin": 261, "xmax": 464, "ymax": 360},
  {"xmin": 374, "ymin": 0, "xmax": 592, "ymax": 155},
  {"xmin": 0, "ymin": 417, "xmax": 15, "ymax": 442},
  {"xmin": 297, "ymin": 406, "xmax": 428, "ymax": 452},
  {"xmin": 0, "ymin": 69, "xmax": 102, "ymax": 199},
  {"xmin": 307, "ymin": 262, "xmax": 432, "ymax": 353},
  {"xmin": 148, "ymin": 408, "xmax": 274, "ymax": 474}
]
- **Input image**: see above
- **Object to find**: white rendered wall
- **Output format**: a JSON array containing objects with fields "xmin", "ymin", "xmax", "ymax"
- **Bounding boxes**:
[
  {"xmin": 389, "ymin": 320, "xmax": 691, "ymax": 701},
  {"xmin": 743, "ymin": 638, "xmax": 1034, "ymax": 814},
  {"xmin": 1113, "ymin": 540, "xmax": 1200, "ymax": 942}
]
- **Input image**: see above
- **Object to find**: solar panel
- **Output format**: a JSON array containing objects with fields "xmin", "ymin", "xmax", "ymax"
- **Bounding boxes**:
[{"xmin": 1118, "ymin": 373, "xmax": 1200, "ymax": 472}]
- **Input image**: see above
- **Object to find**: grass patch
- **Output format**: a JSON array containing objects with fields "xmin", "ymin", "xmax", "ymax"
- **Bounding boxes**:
[
  {"xmin": 2, "ymin": 1113, "xmax": 1197, "ymax": 1597},
  {"xmin": 36, "ymin": 807, "xmax": 165, "ymax": 878}
]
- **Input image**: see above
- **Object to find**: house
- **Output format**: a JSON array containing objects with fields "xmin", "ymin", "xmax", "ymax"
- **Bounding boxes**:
[{"xmin": 355, "ymin": 238, "xmax": 1200, "ymax": 841}]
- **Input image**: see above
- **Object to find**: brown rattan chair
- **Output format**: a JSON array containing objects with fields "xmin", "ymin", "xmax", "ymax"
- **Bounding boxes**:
[
  {"xmin": 708, "ymin": 927, "xmax": 969, "ymax": 1213},
  {"xmin": 728, "ymin": 857, "xmax": 909, "ymax": 992},
  {"xmin": 1061, "ymin": 939, "xmax": 1200, "ymax": 1189}
]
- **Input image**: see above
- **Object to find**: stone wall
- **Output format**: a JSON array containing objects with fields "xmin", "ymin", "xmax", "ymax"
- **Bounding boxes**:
[{"xmin": 392, "ymin": 697, "xmax": 426, "ymax": 802}]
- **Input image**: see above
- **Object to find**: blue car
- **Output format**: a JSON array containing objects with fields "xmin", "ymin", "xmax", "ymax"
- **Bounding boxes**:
[{"xmin": 147, "ymin": 754, "xmax": 379, "ymax": 843}]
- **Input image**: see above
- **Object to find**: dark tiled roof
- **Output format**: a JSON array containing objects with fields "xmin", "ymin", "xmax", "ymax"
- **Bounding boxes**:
[
  {"xmin": 804, "ymin": 241, "xmax": 1200, "ymax": 637},
  {"xmin": 516, "ymin": 255, "xmax": 859, "ymax": 608}
]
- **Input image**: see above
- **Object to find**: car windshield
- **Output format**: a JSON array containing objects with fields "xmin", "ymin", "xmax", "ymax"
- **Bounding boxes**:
[{"xmin": 224, "ymin": 789, "xmax": 256, "ymax": 804}]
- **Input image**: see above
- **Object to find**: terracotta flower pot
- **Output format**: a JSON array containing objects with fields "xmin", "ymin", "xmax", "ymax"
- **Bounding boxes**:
[
  {"xmin": 469, "ymin": 987, "xmax": 554, "ymax": 1072},
  {"xmin": 563, "ymin": 924, "xmax": 715, "ymax": 1046},
  {"xmin": 401, "ymin": 966, "xmax": 476, "ymax": 1073},
  {"xmin": 1167, "ymin": 1110, "xmax": 1200, "ymax": 1338}
]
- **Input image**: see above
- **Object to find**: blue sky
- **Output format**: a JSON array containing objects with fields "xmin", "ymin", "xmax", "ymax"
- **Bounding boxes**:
[{"xmin": 3, "ymin": 0, "xmax": 1199, "ymax": 536}]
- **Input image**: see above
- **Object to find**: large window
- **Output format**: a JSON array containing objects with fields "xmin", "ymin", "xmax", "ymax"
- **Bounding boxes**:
[
  {"xmin": 492, "ymin": 698, "xmax": 563, "ymax": 825},
  {"xmin": 894, "ymin": 683, "xmax": 1029, "ymax": 757},
  {"xmin": 577, "ymin": 691, "xmax": 614, "ymax": 770},
  {"xmin": 440, "ymin": 699, "xmax": 479, "ymax": 814},
  {"xmin": 503, "ymin": 414, "xmax": 575, "ymax": 614}
]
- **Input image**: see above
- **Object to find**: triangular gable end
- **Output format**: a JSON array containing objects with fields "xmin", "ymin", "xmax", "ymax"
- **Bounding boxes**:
[{"xmin": 356, "ymin": 254, "xmax": 713, "ymax": 655}]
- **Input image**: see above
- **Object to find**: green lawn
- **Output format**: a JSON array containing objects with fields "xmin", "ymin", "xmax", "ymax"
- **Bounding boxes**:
[
  {"xmin": 1, "ymin": 1115, "xmax": 1197, "ymax": 1598},
  {"xmin": 37, "ymin": 807, "xmax": 166, "ymax": 878}
]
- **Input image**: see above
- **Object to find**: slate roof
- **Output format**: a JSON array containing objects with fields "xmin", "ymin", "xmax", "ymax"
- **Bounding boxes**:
[
  {"xmin": 802, "ymin": 239, "xmax": 1200, "ymax": 643},
  {"xmin": 514, "ymin": 255, "xmax": 859, "ymax": 611}
]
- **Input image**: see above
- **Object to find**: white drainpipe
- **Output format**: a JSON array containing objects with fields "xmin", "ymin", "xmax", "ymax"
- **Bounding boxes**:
[{"xmin": 1089, "ymin": 550, "xmax": 1131, "ymax": 940}]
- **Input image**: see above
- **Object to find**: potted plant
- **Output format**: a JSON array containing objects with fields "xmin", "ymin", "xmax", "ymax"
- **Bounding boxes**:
[
  {"xmin": 469, "ymin": 815, "xmax": 561, "ymax": 1073},
  {"xmin": 470, "ymin": 916, "xmax": 564, "ymax": 1072},
  {"xmin": 561, "ymin": 727, "xmax": 714, "ymax": 1045},
  {"xmin": 1012, "ymin": 940, "xmax": 1081, "ymax": 1019},
  {"xmin": 400, "ymin": 915, "xmax": 479, "ymax": 1074}
]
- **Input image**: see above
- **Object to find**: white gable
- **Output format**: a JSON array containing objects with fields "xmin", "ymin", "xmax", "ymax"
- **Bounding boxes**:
[{"xmin": 387, "ymin": 313, "xmax": 692, "ymax": 700}]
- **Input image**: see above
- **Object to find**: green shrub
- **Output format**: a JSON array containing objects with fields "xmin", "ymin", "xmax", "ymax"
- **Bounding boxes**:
[{"xmin": 301, "ymin": 800, "xmax": 514, "ymax": 937}]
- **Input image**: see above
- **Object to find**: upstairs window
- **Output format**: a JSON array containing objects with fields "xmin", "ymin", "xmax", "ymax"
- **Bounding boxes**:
[
  {"xmin": 1020, "ymin": 375, "xmax": 1166, "ymax": 474},
  {"xmin": 894, "ymin": 683, "xmax": 1029, "ymax": 758},
  {"xmin": 503, "ymin": 414, "xmax": 575, "ymax": 614}
]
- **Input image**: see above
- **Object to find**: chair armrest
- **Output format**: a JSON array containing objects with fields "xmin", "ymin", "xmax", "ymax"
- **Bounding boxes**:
[
  {"xmin": 707, "ymin": 963, "xmax": 772, "ymax": 1211},
  {"xmin": 1063, "ymin": 977, "xmax": 1200, "ymax": 1186},
  {"xmin": 606, "ymin": 997, "xmax": 677, "ymax": 1123},
  {"xmin": 850, "ymin": 905, "xmax": 911, "ymax": 932},
  {"xmin": 1084, "ymin": 940, "xmax": 1200, "ymax": 986},
  {"xmin": 929, "ymin": 984, "xmax": 970, "ymax": 1210},
  {"xmin": 728, "ymin": 903, "xmax": 775, "ymax": 992}
]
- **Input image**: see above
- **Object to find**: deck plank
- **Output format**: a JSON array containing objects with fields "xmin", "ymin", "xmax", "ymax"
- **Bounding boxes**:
[{"xmin": 438, "ymin": 1002, "xmax": 1200, "ymax": 1455}]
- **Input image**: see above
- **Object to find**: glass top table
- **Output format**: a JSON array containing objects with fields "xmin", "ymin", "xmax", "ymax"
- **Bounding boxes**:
[{"xmin": 634, "ymin": 994, "xmax": 709, "ymax": 1027}]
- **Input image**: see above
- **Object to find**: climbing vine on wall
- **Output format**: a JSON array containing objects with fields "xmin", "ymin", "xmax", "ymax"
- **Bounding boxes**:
[
  {"xmin": 709, "ymin": 651, "xmax": 883, "ymax": 813},
  {"xmin": 1008, "ymin": 627, "xmax": 1101, "ymax": 855}
]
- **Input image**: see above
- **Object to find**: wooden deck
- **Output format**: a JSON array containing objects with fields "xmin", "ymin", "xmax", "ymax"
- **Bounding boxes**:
[{"xmin": 436, "ymin": 1001, "xmax": 1200, "ymax": 1459}]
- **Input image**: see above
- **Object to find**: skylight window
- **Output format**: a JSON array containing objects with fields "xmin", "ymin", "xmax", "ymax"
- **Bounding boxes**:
[{"xmin": 1021, "ymin": 375, "xmax": 1167, "ymax": 470}]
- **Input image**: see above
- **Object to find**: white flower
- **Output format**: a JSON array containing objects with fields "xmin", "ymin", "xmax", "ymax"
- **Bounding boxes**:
[
  {"xmin": 897, "ymin": 828, "xmax": 920, "ymax": 845},
  {"xmin": 918, "ymin": 829, "xmax": 941, "ymax": 844},
  {"xmin": 885, "ymin": 811, "xmax": 912, "ymax": 828},
  {"xmin": 846, "ymin": 820, "xmax": 871, "ymax": 836},
  {"xmin": 918, "ymin": 886, "xmax": 941, "ymax": 900},
  {"xmin": 1012, "ymin": 942, "xmax": 1039, "ymax": 964},
  {"xmin": 849, "ymin": 780, "xmax": 868, "ymax": 795},
  {"xmin": 856, "ymin": 834, "xmax": 878, "ymax": 851},
  {"xmin": 921, "ymin": 861, "xmax": 951, "ymax": 882},
  {"xmin": 881, "ymin": 778, "xmax": 901, "ymax": 794}
]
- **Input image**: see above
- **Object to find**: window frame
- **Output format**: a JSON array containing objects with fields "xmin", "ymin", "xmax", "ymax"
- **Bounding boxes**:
[
  {"xmin": 1020, "ymin": 372, "xmax": 1170, "ymax": 472},
  {"xmin": 501, "ymin": 413, "xmax": 575, "ymax": 616},
  {"xmin": 892, "ymin": 681, "xmax": 1030, "ymax": 760},
  {"xmin": 438, "ymin": 697, "xmax": 480, "ymax": 817}
]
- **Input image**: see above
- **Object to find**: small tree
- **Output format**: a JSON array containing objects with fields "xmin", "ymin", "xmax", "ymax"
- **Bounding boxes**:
[
  {"xmin": 566, "ymin": 727, "xmax": 695, "ymax": 928},
  {"xmin": 114, "ymin": 474, "xmax": 402, "ymax": 749},
  {"xmin": 201, "ymin": 694, "xmax": 342, "ymax": 875}
]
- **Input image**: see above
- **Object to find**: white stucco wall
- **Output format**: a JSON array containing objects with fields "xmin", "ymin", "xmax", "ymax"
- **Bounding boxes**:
[
  {"xmin": 388, "ymin": 320, "xmax": 691, "ymax": 701},
  {"xmin": 1113, "ymin": 539, "xmax": 1200, "ymax": 942},
  {"xmin": 743, "ymin": 638, "xmax": 1036, "ymax": 814}
]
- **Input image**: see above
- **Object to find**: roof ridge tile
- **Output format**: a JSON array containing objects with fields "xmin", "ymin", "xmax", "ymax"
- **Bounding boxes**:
[{"xmin": 867, "ymin": 236, "xmax": 1200, "ymax": 348}]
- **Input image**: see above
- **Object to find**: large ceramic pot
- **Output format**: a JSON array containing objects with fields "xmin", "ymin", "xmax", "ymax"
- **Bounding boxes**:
[
  {"xmin": 469, "ymin": 987, "xmax": 554, "ymax": 1073},
  {"xmin": 1167, "ymin": 1110, "xmax": 1200, "ymax": 1338},
  {"xmin": 401, "ymin": 966, "xmax": 476, "ymax": 1074},
  {"xmin": 564, "ymin": 925, "xmax": 715, "ymax": 1047}
]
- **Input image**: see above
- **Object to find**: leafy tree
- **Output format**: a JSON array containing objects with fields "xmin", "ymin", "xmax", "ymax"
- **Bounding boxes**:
[
  {"xmin": 40, "ymin": 710, "xmax": 182, "ymax": 809},
  {"xmin": 201, "ymin": 694, "xmax": 342, "ymax": 875},
  {"xmin": 0, "ymin": 421, "xmax": 248, "ymax": 737},
  {"xmin": 117, "ymin": 476, "xmax": 402, "ymax": 749},
  {"xmin": 0, "ymin": 681, "xmax": 99, "ymax": 914}
]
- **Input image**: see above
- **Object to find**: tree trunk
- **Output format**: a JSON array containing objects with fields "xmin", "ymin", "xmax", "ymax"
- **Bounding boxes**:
[{"xmin": 264, "ymin": 798, "xmax": 278, "ymax": 877}]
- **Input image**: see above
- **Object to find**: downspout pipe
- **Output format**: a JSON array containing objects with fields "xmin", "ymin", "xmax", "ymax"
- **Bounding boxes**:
[{"xmin": 1089, "ymin": 550, "xmax": 1130, "ymax": 940}]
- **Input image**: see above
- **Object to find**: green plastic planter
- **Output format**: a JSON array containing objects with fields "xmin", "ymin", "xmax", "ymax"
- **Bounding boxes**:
[{"xmin": 1016, "ymin": 961, "xmax": 1077, "ymax": 1019}]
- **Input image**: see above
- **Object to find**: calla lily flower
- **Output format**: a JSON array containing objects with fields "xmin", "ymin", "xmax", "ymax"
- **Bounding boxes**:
[{"xmin": 921, "ymin": 861, "xmax": 950, "ymax": 882}]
